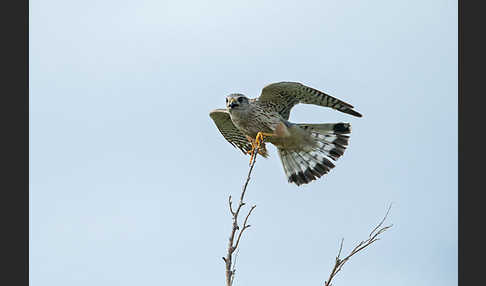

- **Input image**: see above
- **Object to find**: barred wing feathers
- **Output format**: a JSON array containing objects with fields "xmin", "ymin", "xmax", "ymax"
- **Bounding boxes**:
[
  {"xmin": 209, "ymin": 109, "xmax": 253, "ymax": 156},
  {"xmin": 257, "ymin": 82, "xmax": 362, "ymax": 120}
]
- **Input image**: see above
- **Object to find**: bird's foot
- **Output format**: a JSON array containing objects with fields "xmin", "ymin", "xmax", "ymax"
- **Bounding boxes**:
[{"xmin": 247, "ymin": 132, "xmax": 274, "ymax": 165}]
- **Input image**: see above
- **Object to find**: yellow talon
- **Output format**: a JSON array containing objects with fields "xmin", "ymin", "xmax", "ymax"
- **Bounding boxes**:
[{"xmin": 248, "ymin": 132, "xmax": 274, "ymax": 165}]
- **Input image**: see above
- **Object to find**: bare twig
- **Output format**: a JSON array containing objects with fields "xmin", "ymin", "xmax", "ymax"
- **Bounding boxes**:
[
  {"xmin": 221, "ymin": 143, "xmax": 392, "ymax": 286},
  {"xmin": 324, "ymin": 203, "xmax": 393, "ymax": 286},
  {"xmin": 223, "ymin": 146, "xmax": 260, "ymax": 286}
]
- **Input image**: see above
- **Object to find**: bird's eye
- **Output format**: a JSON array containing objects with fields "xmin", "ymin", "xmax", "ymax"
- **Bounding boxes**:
[
  {"xmin": 237, "ymin": 97, "xmax": 243, "ymax": 103},
  {"xmin": 225, "ymin": 98, "xmax": 228, "ymax": 103}
]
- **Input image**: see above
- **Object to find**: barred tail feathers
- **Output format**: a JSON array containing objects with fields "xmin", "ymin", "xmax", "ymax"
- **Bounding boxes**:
[{"xmin": 277, "ymin": 123, "xmax": 351, "ymax": 186}]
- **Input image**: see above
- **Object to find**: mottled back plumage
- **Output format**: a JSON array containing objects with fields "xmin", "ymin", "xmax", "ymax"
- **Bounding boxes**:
[{"xmin": 210, "ymin": 81, "xmax": 362, "ymax": 186}]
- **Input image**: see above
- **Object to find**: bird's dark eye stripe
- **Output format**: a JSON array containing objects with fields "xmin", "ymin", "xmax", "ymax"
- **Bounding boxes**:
[{"xmin": 238, "ymin": 97, "xmax": 243, "ymax": 103}]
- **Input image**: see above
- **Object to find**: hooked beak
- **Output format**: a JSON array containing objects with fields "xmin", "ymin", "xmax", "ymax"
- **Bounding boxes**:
[{"xmin": 228, "ymin": 98, "xmax": 238, "ymax": 109}]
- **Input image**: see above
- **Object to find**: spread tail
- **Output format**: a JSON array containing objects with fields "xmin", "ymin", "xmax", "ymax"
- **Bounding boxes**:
[{"xmin": 277, "ymin": 123, "xmax": 351, "ymax": 186}]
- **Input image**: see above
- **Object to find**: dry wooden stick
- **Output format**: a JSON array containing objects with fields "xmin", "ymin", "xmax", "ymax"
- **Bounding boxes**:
[
  {"xmin": 222, "ymin": 146, "xmax": 260, "ymax": 286},
  {"xmin": 221, "ymin": 143, "xmax": 392, "ymax": 286},
  {"xmin": 324, "ymin": 203, "xmax": 393, "ymax": 286}
]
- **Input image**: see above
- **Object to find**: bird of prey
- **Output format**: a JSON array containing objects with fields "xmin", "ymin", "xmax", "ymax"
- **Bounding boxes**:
[{"xmin": 209, "ymin": 81, "xmax": 362, "ymax": 186}]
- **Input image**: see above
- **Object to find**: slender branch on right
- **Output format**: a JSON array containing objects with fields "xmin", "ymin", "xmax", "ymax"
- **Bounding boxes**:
[{"xmin": 324, "ymin": 204, "xmax": 393, "ymax": 286}]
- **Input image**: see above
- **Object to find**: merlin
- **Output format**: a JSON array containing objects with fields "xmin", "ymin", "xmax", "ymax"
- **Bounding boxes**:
[{"xmin": 209, "ymin": 81, "xmax": 362, "ymax": 186}]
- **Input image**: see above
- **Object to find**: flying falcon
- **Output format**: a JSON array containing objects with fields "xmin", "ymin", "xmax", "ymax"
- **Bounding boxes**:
[{"xmin": 209, "ymin": 81, "xmax": 362, "ymax": 186}]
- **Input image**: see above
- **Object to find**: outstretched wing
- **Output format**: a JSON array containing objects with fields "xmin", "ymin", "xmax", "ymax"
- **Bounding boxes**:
[
  {"xmin": 256, "ymin": 81, "xmax": 362, "ymax": 120},
  {"xmin": 209, "ymin": 109, "xmax": 252, "ymax": 155}
]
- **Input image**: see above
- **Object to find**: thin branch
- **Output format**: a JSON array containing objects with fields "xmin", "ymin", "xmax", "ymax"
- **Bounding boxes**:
[
  {"xmin": 228, "ymin": 196, "xmax": 235, "ymax": 216},
  {"xmin": 223, "ymin": 146, "xmax": 260, "ymax": 286},
  {"xmin": 369, "ymin": 203, "xmax": 392, "ymax": 237},
  {"xmin": 324, "ymin": 204, "xmax": 393, "ymax": 286},
  {"xmin": 234, "ymin": 205, "xmax": 256, "ymax": 251},
  {"xmin": 230, "ymin": 249, "xmax": 240, "ymax": 286}
]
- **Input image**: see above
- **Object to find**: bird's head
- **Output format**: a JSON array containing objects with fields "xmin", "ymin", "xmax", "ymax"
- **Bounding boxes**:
[{"xmin": 226, "ymin": 94, "xmax": 249, "ymax": 110}]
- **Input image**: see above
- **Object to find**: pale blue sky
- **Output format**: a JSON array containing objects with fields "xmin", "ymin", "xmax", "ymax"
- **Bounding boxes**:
[{"xmin": 30, "ymin": 1, "xmax": 457, "ymax": 285}]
